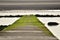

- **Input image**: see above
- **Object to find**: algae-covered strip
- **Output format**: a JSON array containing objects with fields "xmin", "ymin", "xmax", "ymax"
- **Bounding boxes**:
[{"xmin": 2, "ymin": 15, "xmax": 55, "ymax": 37}]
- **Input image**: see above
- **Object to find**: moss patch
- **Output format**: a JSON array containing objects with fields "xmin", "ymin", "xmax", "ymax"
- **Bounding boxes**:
[{"xmin": 2, "ymin": 15, "xmax": 54, "ymax": 36}]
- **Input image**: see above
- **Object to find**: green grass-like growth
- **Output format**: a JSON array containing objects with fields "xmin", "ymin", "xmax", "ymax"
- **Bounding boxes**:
[
  {"xmin": 2, "ymin": 16, "xmax": 28, "ymax": 31},
  {"xmin": 2, "ymin": 15, "xmax": 54, "ymax": 36}
]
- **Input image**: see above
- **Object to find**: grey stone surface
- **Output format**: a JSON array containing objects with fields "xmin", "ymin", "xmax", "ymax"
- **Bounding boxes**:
[{"xmin": 0, "ymin": 25, "xmax": 58, "ymax": 40}]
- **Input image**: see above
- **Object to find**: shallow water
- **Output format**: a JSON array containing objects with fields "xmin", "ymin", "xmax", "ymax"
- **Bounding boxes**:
[{"xmin": 0, "ymin": 10, "xmax": 60, "ymax": 15}]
